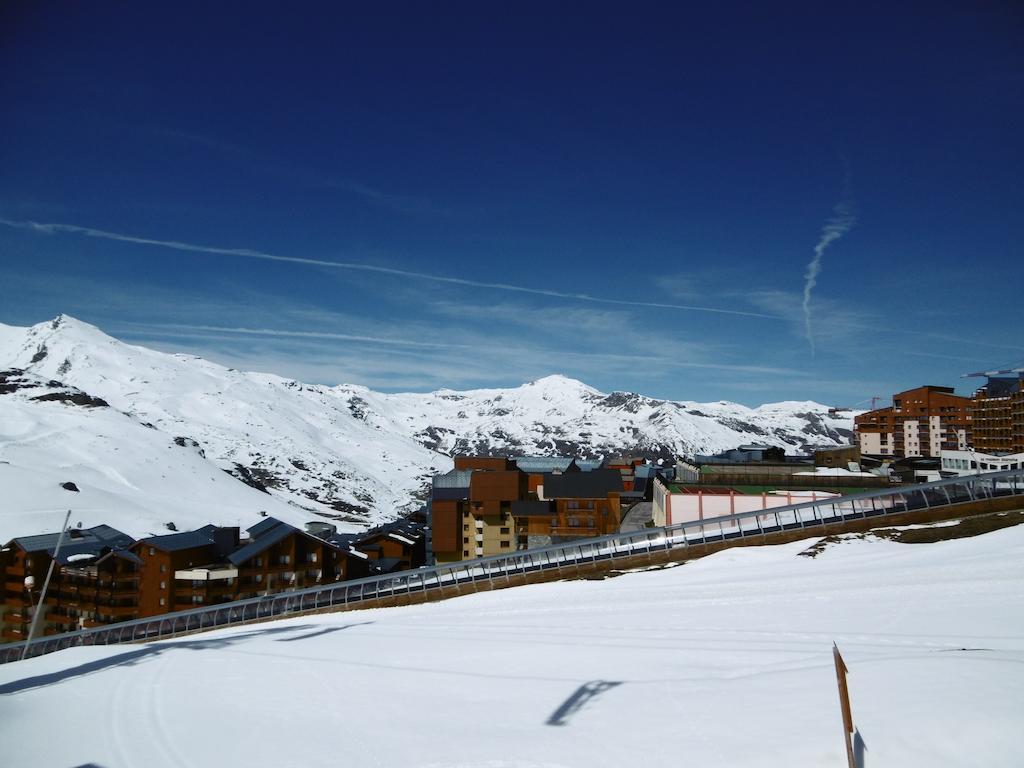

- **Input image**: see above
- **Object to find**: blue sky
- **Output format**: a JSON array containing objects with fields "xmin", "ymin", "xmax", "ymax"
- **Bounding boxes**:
[{"xmin": 1, "ymin": 2, "xmax": 1022, "ymax": 404}]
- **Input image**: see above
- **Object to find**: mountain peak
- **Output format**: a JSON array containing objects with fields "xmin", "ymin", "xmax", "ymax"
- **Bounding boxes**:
[{"xmin": 525, "ymin": 374, "xmax": 593, "ymax": 391}]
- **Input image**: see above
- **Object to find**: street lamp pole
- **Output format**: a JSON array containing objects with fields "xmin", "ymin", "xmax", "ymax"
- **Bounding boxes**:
[{"xmin": 21, "ymin": 509, "xmax": 72, "ymax": 661}]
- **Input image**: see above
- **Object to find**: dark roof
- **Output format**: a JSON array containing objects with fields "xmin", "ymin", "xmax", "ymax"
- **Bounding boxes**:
[
  {"xmin": 97, "ymin": 549, "xmax": 144, "ymax": 566},
  {"xmin": 432, "ymin": 469, "xmax": 473, "ymax": 489},
  {"xmin": 431, "ymin": 487, "xmax": 469, "ymax": 501},
  {"xmin": 543, "ymin": 469, "xmax": 624, "ymax": 499},
  {"xmin": 370, "ymin": 557, "xmax": 404, "ymax": 573},
  {"xmin": 13, "ymin": 524, "xmax": 134, "ymax": 558},
  {"xmin": 137, "ymin": 524, "xmax": 220, "ymax": 552},
  {"xmin": 228, "ymin": 522, "xmax": 297, "ymax": 565},
  {"xmin": 513, "ymin": 456, "xmax": 575, "ymax": 473},
  {"xmin": 247, "ymin": 517, "xmax": 283, "ymax": 538},
  {"xmin": 359, "ymin": 518, "xmax": 426, "ymax": 544},
  {"xmin": 323, "ymin": 532, "xmax": 360, "ymax": 549},
  {"xmin": 511, "ymin": 500, "xmax": 554, "ymax": 517}
]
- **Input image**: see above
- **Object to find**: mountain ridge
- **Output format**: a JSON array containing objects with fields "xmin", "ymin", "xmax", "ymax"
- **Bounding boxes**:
[{"xmin": 0, "ymin": 315, "xmax": 856, "ymax": 537}]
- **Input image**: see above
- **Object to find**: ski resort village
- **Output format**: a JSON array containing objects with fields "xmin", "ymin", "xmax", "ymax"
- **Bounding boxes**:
[
  {"xmin": 2, "ymin": 6, "xmax": 1022, "ymax": 764},
  {"xmin": 1, "ymin": 316, "xmax": 1023, "ymax": 766}
]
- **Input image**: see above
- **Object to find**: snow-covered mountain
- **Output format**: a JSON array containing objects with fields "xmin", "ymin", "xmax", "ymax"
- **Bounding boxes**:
[{"xmin": 0, "ymin": 315, "xmax": 856, "ymax": 539}]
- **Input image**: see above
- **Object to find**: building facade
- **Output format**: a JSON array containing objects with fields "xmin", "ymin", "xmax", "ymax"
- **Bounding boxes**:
[
  {"xmin": 969, "ymin": 371, "xmax": 1024, "ymax": 455},
  {"xmin": 855, "ymin": 386, "xmax": 971, "ymax": 458}
]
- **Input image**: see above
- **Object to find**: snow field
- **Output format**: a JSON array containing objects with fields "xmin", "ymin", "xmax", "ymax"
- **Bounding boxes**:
[{"xmin": 1, "ymin": 523, "xmax": 1022, "ymax": 767}]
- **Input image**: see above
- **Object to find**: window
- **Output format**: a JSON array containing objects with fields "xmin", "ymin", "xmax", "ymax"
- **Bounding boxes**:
[
  {"xmin": 149, "ymin": 547, "xmax": 155, "ymax": 556},
  {"xmin": 192, "ymin": 595, "xmax": 204, "ymax": 604},
  {"xmin": 254, "ymin": 557, "xmax": 263, "ymax": 567},
  {"xmin": 500, "ymin": 527, "xmax": 510, "ymax": 534},
  {"xmin": 278, "ymin": 555, "xmax": 290, "ymax": 565},
  {"xmin": 463, "ymin": 550, "xmax": 469, "ymax": 557},
  {"xmin": 463, "ymin": 537, "xmax": 469, "ymax": 544},
  {"xmin": 159, "ymin": 597, "xmax": 166, "ymax": 606},
  {"xmin": 255, "ymin": 574, "xmax": 263, "ymax": 582},
  {"xmin": 25, "ymin": 558, "xmax": 32, "ymax": 568},
  {"xmin": 463, "ymin": 524, "xmax": 469, "ymax": 531},
  {"xmin": 160, "ymin": 564, "xmax": 167, "ymax": 573},
  {"xmin": 500, "ymin": 540, "xmax": 510, "ymax": 548},
  {"xmin": 159, "ymin": 581, "xmax": 166, "ymax": 590}
]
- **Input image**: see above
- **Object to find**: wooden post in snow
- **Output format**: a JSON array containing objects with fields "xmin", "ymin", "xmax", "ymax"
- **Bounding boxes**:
[{"xmin": 833, "ymin": 643, "xmax": 855, "ymax": 768}]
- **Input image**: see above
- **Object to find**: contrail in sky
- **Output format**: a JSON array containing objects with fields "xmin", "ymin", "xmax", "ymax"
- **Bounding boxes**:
[
  {"xmin": 802, "ymin": 200, "xmax": 856, "ymax": 354},
  {"xmin": 0, "ymin": 217, "xmax": 779, "ymax": 320}
]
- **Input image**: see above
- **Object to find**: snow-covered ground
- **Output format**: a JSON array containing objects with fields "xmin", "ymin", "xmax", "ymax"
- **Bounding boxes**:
[{"xmin": 2, "ymin": 523, "xmax": 1022, "ymax": 767}]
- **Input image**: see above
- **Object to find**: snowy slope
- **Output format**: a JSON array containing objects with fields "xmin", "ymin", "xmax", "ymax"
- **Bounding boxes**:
[
  {"xmin": 0, "ymin": 370, "xmax": 343, "ymax": 541},
  {"xmin": 1, "ymin": 316, "xmax": 856, "ymax": 536},
  {"xmin": 1, "ymin": 523, "xmax": 1022, "ymax": 767}
]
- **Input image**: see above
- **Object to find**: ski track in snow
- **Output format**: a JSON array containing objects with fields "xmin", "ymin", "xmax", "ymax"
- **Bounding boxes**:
[{"xmin": 2, "ymin": 526, "xmax": 1023, "ymax": 767}]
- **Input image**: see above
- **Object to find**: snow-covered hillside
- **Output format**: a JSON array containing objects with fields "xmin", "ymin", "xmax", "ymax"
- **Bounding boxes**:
[
  {"xmin": 0, "ymin": 315, "xmax": 856, "ymax": 538},
  {"xmin": 2, "ymin": 522, "xmax": 1021, "ymax": 767},
  {"xmin": 0, "ymin": 370, "xmax": 340, "ymax": 540}
]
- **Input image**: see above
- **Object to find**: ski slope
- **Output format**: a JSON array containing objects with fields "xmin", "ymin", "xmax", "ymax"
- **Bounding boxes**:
[{"xmin": 2, "ymin": 521, "xmax": 1022, "ymax": 767}]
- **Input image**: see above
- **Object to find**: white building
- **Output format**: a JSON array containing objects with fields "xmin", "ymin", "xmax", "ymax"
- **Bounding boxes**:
[{"xmin": 940, "ymin": 449, "xmax": 1024, "ymax": 476}]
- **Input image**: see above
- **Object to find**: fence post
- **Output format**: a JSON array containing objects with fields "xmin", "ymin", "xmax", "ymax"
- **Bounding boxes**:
[{"xmin": 833, "ymin": 643, "xmax": 856, "ymax": 768}]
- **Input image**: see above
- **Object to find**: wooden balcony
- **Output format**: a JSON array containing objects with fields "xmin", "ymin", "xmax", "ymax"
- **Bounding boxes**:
[
  {"xmin": 94, "ymin": 605, "xmax": 139, "ymax": 618},
  {"xmin": 2, "ymin": 626, "xmax": 27, "ymax": 642},
  {"xmin": 3, "ymin": 594, "xmax": 28, "ymax": 608}
]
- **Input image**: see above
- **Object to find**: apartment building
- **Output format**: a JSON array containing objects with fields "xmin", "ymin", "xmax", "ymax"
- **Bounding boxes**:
[
  {"xmin": 133, "ymin": 525, "xmax": 240, "ymax": 616},
  {"xmin": 0, "ymin": 524, "xmax": 135, "ymax": 641},
  {"xmin": 352, "ymin": 518, "xmax": 427, "ymax": 573},
  {"xmin": 539, "ymin": 470, "xmax": 624, "ymax": 541},
  {"xmin": 969, "ymin": 370, "xmax": 1024, "ymax": 454},
  {"xmin": 430, "ymin": 461, "xmax": 532, "ymax": 563},
  {"xmin": 855, "ymin": 386, "xmax": 971, "ymax": 458},
  {"xmin": 462, "ymin": 469, "xmax": 527, "ymax": 560}
]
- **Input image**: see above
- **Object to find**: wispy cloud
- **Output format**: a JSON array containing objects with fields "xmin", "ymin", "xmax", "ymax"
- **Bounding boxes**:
[
  {"xmin": 144, "ymin": 323, "xmax": 471, "ymax": 350},
  {"xmin": 0, "ymin": 217, "xmax": 782, "ymax": 321},
  {"xmin": 802, "ymin": 200, "xmax": 857, "ymax": 354},
  {"xmin": 655, "ymin": 274, "xmax": 701, "ymax": 301},
  {"xmin": 156, "ymin": 129, "xmax": 445, "ymax": 216}
]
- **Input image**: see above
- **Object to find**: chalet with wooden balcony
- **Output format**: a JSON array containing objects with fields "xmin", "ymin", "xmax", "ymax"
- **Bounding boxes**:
[
  {"xmin": 53, "ymin": 549, "xmax": 144, "ymax": 631},
  {"xmin": 536, "ymin": 469, "xmax": 624, "ymax": 544},
  {"xmin": 133, "ymin": 525, "xmax": 239, "ymax": 617},
  {"xmin": 0, "ymin": 524, "xmax": 134, "ymax": 641},
  {"xmin": 227, "ymin": 518, "xmax": 375, "ymax": 599},
  {"xmin": 351, "ymin": 518, "xmax": 427, "ymax": 573}
]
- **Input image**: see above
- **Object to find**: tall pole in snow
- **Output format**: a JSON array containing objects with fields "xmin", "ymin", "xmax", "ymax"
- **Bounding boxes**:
[{"xmin": 22, "ymin": 509, "xmax": 72, "ymax": 661}]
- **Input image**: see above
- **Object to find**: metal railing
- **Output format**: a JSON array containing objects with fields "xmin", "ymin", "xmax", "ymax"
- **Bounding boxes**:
[{"xmin": 3, "ymin": 468, "xmax": 1022, "ymax": 664}]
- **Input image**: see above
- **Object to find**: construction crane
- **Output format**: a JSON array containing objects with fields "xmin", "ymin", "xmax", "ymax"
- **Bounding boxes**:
[{"xmin": 962, "ymin": 358, "xmax": 1024, "ymax": 379}]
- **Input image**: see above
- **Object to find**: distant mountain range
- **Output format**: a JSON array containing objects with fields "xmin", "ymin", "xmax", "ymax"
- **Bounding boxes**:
[{"xmin": 0, "ymin": 315, "xmax": 855, "ymax": 539}]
